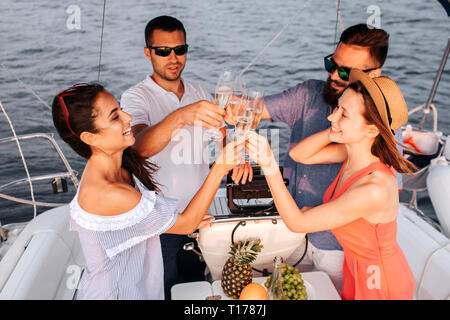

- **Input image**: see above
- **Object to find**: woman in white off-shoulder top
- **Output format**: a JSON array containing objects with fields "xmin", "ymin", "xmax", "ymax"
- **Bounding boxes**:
[{"xmin": 52, "ymin": 83, "xmax": 242, "ymax": 299}]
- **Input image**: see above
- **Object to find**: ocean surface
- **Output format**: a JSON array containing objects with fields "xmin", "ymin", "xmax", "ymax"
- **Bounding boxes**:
[{"xmin": 0, "ymin": 0, "xmax": 449, "ymax": 224}]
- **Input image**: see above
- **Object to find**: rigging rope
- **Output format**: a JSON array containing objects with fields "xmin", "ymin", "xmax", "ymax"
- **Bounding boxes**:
[
  {"xmin": 238, "ymin": 0, "xmax": 345, "ymax": 79},
  {"xmin": 0, "ymin": 100, "xmax": 37, "ymax": 218},
  {"xmin": 336, "ymin": 1, "xmax": 344, "ymax": 31},
  {"xmin": 0, "ymin": 63, "xmax": 51, "ymax": 111},
  {"xmin": 333, "ymin": 0, "xmax": 345, "ymax": 49},
  {"xmin": 333, "ymin": 0, "xmax": 339, "ymax": 48},
  {"xmin": 97, "ymin": 0, "xmax": 107, "ymax": 82},
  {"xmin": 238, "ymin": 0, "xmax": 314, "ymax": 79}
]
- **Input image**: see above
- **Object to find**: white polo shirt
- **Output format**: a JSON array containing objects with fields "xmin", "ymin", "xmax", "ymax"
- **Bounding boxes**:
[{"xmin": 120, "ymin": 76, "xmax": 212, "ymax": 212}]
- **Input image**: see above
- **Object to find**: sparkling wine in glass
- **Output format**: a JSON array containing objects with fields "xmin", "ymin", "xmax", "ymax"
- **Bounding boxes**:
[
  {"xmin": 235, "ymin": 112, "xmax": 253, "ymax": 136},
  {"xmin": 215, "ymin": 87, "xmax": 232, "ymax": 109},
  {"xmin": 233, "ymin": 97, "xmax": 253, "ymax": 166},
  {"xmin": 248, "ymin": 89, "xmax": 264, "ymax": 131},
  {"xmin": 206, "ymin": 69, "xmax": 234, "ymax": 141},
  {"xmin": 227, "ymin": 77, "xmax": 247, "ymax": 121}
]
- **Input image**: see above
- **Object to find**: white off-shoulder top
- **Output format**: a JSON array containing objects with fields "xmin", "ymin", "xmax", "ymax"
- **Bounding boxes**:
[{"xmin": 69, "ymin": 178, "xmax": 178, "ymax": 300}]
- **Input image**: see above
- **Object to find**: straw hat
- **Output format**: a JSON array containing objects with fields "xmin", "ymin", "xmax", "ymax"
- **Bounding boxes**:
[{"xmin": 348, "ymin": 69, "xmax": 408, "ymax": 133}]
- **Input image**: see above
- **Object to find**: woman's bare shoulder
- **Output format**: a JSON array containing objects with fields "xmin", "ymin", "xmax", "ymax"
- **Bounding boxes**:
[
  {"xmin": 344, "ymin": 170, "xmax": 397, "ymax": 220},
  {"xmin": 78, "ymin": 180, "xmax": 142, "ymax": 216},
  {"xmin": 351, "ymin": 169, "xmax": 396, "ymax": 198},
  {"xmin": 355, "ymin": 170, "xmax": 398, "ymax": 223}
]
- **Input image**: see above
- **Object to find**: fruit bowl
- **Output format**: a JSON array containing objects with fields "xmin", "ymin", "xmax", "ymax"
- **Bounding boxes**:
[
  {"xmin": 211, "ymin": 276, "xmax": 315, "ymax": 300},
  {"xmin": 254, "ymin": 276, "xmax": 315, "ymax": 300}
]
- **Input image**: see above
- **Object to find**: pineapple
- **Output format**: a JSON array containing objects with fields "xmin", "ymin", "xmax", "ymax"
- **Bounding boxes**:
[{"xmin": 221, "ymin": 239, "xmax": 263, "ymax": 299}]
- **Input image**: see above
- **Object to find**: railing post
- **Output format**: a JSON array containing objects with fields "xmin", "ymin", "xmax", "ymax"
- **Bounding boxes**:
[{"xmin": 419, "ymin": 37, "xmax": 450, "ymax": 130}]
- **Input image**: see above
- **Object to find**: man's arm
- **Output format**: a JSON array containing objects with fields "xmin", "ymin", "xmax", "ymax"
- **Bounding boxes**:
[
  {"xmin": 131, "ymin": 100, "xmax": 225, "ymax": 159},
  {"xmin": 131, "ymin": 111, "xmax": 183, "ymax": 159}
]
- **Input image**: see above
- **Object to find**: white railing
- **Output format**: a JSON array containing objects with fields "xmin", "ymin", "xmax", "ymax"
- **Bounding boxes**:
[{"xmin": 0, "ymin": 133, "xmax": 79, "ymax": 210}]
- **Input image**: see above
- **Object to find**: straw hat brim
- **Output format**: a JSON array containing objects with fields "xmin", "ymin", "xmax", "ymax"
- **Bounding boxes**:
[{"xmin": 348, "ymin": 69, "xmax": 408, "ymax": 132}]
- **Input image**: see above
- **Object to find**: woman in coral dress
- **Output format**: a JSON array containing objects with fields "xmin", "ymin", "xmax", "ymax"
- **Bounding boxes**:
[
  {"xmin": 322, "ymin": 159, "xmax": 414, "ymax": 299},
  {"xmin": 246, "ymin": 69, "xmax": 415, "ymax": 299}
]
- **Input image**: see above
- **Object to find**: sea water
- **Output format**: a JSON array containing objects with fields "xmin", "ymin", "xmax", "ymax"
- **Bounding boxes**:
[{"xmin": 0, "ymin": 0, "xmax": 448, "ymax": 223}]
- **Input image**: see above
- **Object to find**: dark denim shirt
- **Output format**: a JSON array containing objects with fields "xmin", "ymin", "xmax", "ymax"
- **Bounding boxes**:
[{"xmin": 264, "ymin": 79, "xmax": 343, "ymax": 251}]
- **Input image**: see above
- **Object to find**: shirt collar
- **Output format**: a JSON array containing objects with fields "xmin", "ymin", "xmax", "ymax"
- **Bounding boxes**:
[{"xmin": 145, "ymin": 75, "xmax": 186, "ymax": 99}]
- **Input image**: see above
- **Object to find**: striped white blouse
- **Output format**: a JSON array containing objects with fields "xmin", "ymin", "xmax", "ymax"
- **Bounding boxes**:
[{"xmin": 69, "ymin": 178, "xmax": 178, "ymax": 300}]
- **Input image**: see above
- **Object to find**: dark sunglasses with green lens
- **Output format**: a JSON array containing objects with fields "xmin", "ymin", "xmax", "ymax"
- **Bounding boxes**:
[
  {"xmin": 324, "ymin": 54, "xmax": 379, "ymax": 81},
  {"xmin": 148, "ymin": 44, "xmax": 189, "ymax": 57}
]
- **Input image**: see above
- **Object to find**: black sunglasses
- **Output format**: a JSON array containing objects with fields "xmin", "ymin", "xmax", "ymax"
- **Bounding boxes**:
[
  {"xmin": 147, "ymin": 44, "xmax": 189, "ymax": 57},
  {"xmin": 324, "ymin": 54, "xmax": 379, "ymax": 81}
]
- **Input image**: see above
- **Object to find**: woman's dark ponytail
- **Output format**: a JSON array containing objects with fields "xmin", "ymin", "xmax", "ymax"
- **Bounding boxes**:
[{"xmin": 122, "ymin": 147, "xmax": 160, "ymax": 193}]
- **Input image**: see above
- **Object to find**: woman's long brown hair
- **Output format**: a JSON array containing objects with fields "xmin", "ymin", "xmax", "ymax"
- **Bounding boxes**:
[
  {"xmin": 348, "ymin": 81, "xmax": 416, "ymax": 175},
  {"xmin": 52, "ymin": 84, "xmax": 160, "ymax": 192}
]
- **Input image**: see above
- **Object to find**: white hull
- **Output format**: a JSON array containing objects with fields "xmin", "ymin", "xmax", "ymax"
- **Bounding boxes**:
[{"xmin": 397, "ymin": 204, "xmax": 450, "ymax": 299}]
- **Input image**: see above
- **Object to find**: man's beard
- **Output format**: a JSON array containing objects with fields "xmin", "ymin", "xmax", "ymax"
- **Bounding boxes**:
[{"xmin": 322, "ymin": 76, "xmax": 346, "ymax": 109}]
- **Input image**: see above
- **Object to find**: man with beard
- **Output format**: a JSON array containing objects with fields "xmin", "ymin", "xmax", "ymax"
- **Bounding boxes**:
[
  {"xmin": 120, "ymin": 16, "xmax": 227, "ymax": 299},
  {"xmin": 255, "ymin": 24, "xmax": 389, "ymax": 292}
]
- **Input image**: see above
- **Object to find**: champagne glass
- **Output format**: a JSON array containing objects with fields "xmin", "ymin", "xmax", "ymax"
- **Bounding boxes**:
[
  {"xmin": 233, "ymin": 96, "xmax": 253, "ymax": 167},
  {"xmin": 234, "ymin": 99, "xmax": 253, "ymax": 137},
  {"xmin": 227, "ymin": 77, "xmax": 247, "ymax": 123},
  {"xmin": 206, "ymin": 69, "xmax": 234, "ymax": 141},
  {"xmin": 232, "ymin": 77, "xmax": 246, "ymax": 100},
  {"xmin": 248, "ymin": 89, "xmax": 264, "ymax": 133},
  {"xmin": 237, "ymin": 88, "xmax": 263, "ymax": 163}
]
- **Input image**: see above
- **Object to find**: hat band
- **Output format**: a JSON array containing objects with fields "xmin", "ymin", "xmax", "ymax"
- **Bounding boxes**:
[{"xmin": 373, "ymin": 80, "xmax": 395, "ymax": 135}]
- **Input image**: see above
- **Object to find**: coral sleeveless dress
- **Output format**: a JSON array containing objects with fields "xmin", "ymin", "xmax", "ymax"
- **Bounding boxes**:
[{"xmin": 323, "ymin": 160, "xmax": 415, "ymax": 300}]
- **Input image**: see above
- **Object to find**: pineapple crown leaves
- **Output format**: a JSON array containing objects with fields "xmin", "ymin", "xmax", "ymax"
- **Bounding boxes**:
[{"xmin": 228, "ymin": 239, "xmax": 263, "ymax": 266}]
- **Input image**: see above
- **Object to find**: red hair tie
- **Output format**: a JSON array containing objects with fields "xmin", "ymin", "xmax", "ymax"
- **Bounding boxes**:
[{"xmin": 56, "ymin": 83, "xmax": 89, "ymax": 137}]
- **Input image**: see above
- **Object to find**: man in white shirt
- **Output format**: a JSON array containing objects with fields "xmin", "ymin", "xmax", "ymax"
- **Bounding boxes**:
[{"xmin": 120, "ymin": 16, "xmax": 225, "ymax": 299}]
